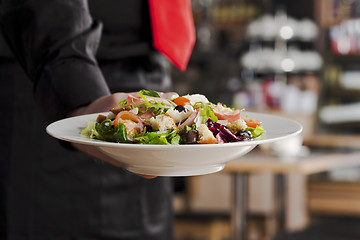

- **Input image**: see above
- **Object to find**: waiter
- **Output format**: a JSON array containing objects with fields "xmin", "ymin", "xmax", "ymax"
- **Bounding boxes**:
[{"xmin": 0, "ymin": 0, "xmax": 195, "ymax": 239}]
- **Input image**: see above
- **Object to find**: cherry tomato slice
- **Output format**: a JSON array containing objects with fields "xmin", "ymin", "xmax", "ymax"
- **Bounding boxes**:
[
  {"xmin": 113, "ymin": 111, "xmax": 143, "ymax": 136},
  {"xmin": 114, "ymin": 111, "xmax": 140, "ymax": 127},
  {"xmin": 173, "ymin": 96, "xmax": 190, "ymax": 106},
  {"xmin": 243, "ymin": 117, "xmax": 261, "ymax": 128}
]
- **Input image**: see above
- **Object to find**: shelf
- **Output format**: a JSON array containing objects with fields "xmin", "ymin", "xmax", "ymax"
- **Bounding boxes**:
[
  {"xmin": 325, "ymin": 90, "xmax": 360, "ymax": 98},
  {"xmin": 324, "ymin": 53, "xmax": 360, "ymax": 66}
]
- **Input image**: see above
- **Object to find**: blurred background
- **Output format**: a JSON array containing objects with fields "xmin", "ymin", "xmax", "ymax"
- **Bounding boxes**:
[{"xmin": 172, "ymin": 0, "xmax": 360, "ymax": 239}]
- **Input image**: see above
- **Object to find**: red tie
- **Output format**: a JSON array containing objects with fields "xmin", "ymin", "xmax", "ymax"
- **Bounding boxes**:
[{"xmin": 149, "ymin": 0, "xmax": 196, "ymax": 71}]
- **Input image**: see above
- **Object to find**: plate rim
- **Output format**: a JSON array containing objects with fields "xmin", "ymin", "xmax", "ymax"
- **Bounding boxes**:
[{"xmin": 46, "ymin": 111, "xmax": 303, "ymax": 149}]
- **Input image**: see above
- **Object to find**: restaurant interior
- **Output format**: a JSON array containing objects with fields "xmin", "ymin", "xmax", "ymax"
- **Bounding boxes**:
[{"xmin": 171, "ymin": 0, "xmax": 360, "ymax": 239}]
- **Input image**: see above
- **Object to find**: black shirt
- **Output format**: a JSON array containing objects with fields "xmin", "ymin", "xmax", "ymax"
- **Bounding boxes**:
[
  {"xmin": 0, "ymin": 0, "xmax": 167, "ymax": 121},
  {"xmin": 0, "ymin": 1, "xmax": 174, "ymax": 239}
]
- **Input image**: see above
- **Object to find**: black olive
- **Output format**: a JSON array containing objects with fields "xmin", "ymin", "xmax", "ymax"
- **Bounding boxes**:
[
  {"xmin": 185, "ymin": 130, "xmax": 198, "ymax": 144},
  {"xmin": 175, "ymin": 105, "xmax": 186, "ymax": 112},
  {"xmin": 179, "ymin": 129, "xmax": 198, "ymax": 144},
  {"xmin": 236, "ymin": 130, "xmax": 252, "ymax": 140},
  {"xmin": 146, "ymin": 125, "xmax": 154, "ymax": 132}
]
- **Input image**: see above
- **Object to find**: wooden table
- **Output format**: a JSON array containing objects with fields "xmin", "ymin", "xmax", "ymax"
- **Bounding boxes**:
[{"xmin": 223, "ymin": 149, "xmax": 360, "ymax": 240}]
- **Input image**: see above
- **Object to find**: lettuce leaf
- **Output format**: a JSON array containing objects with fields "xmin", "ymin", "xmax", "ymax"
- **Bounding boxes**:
[
  {"xmin": 80, "ymin": 119, "xmax": 128, "ymax": 143},
  {"xmin": 114, "ymin": 123, "xmax": 128, "ymax": 143},
  {"xmin": 137, "ymin": 90, "xmax": 170, "ymax": 115},
  {"xmin": 139, "ymin": 89, "xmax": 161, "ymax": 98},
  {"xmin": 132, "ymin": 130, "xmax": 180, "ymax": 145},
  {"xmin": 138, "ymin": 101, "xmax": 170, "ymax": 115},
  {"xmin": 246, "ymin": 125, "xmax": 265, "ymax": 138},
  {"xmin": 193, "ymin": 102, "xmax": 218, "ymax": 123},
  {"xmin": 81, "ymin": 120, "xmax": 101, "ymax": 139}
]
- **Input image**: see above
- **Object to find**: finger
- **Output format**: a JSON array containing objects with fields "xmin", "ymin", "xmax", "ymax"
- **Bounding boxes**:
[
  {"xmin": 112, "ymin": 92, "xmax": 130, "ymax": 102},
  {"xmin": 161, "ymin": 92, "xmax": 179, "ymax": 99},
  {"xmin": 135, "ymin": 173, "xmax": 157, "ymax": 179}
]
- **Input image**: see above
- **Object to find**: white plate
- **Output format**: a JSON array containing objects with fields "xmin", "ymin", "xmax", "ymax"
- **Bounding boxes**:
[{"xmin": 46, "ymin": 112, "xmax": 302, "ymax": 176}]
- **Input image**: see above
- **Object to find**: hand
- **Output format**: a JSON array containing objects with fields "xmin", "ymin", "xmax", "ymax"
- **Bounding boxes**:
[
  {"xmin": 68, "ymin": 92, "xmax": 131, "ymax": 117},
  {"xmin": 68, "ymin": 91, "xmax": 178, "ymax": 116}
]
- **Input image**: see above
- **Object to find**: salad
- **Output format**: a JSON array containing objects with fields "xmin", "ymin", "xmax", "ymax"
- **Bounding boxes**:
[{"xmin": 81, "ymin": 90, "xmax": 265, "ymax": 145}]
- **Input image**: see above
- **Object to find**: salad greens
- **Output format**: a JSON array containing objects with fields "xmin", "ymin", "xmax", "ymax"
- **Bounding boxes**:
[
  {"xmin": 138, "ymin": 89, "xmax": 161, "ymax": 98},
  {"xmin": 132, "ymin": 130, "xmax": 181, "ymax": 145},
  {"xmin": 137, "ymin": 89, "xmax": 171, "ymax": 115},
  {"xmin": 193, "ymin": 102, "xmax": 218, "ymax": 123},
  {"xmin": 247, "ymin": 125, "xmax": 265, "ymax": 138},
  {"xmin": 118, "ymin": 99, "xmax": 127, "ymax": 106},
  {"xmin": 81, "ymin": 89, "xmax": 265, "ymax": 145},
  {"xmin": 138, "ymin": 100, "xmax": 170, "ymax": 115},
  {"xmin": 81, "ymin": 120, "xmax": 128, "ymax": 143}
]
